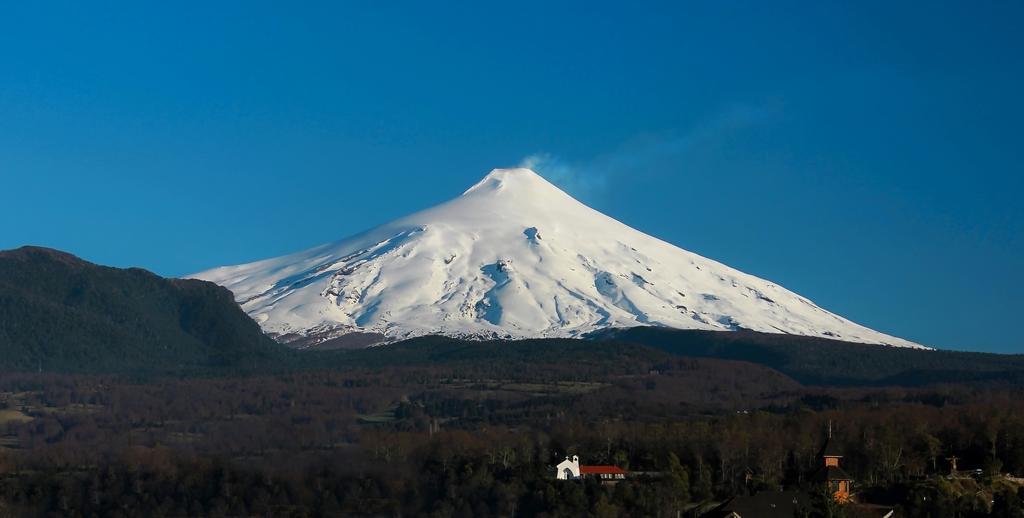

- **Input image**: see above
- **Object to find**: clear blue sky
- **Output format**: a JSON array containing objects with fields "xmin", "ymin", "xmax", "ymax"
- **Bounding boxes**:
[{"xmin": 2, "ymin": 1, "xmax": 1021, "ymax": 352}]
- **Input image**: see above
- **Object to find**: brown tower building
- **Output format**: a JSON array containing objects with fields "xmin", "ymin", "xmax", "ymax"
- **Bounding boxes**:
[{"xmin": 813, "ymin": 425, "xmax": 853, "ymax": 503}]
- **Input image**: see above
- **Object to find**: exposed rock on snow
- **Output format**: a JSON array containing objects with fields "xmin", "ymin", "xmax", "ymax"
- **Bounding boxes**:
[{"xmin": 189, "ymin": 168, "xmax": 926, "ymax": 349}]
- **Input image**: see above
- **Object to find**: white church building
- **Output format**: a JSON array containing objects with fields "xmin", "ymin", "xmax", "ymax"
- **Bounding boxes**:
[
  {"xmin": 555, "ymin": 455, "xmax": 627, "ymax": 482},
  {"xmin": 556, "ymin": 455, "xmax": 581, "ymax": 479}
]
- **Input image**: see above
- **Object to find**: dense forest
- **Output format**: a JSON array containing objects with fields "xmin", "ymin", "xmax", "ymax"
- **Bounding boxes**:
[{"xmin": 2, "ymin": 340, "xmax": 1024, "ymax": 516}]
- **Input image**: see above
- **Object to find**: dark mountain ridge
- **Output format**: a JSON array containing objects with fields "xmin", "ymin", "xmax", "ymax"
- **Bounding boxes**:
[
  {"xmin": 593, "ymin": 327, "xmax": 1024, "ymax": 386},
  {"xmin": 0, "ymin": 246, "xmax": 283, "ymax": 373}
]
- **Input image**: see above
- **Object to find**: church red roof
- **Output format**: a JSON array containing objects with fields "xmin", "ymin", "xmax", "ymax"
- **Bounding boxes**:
[{"xmin": 580, "ymin": 465, "xmax": 627, "ymax": 475}]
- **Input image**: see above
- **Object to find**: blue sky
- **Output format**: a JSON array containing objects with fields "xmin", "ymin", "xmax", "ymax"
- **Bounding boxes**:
[{"xmin": 1, "ymin": 1, "xmax": 1021, "ymax": 352}]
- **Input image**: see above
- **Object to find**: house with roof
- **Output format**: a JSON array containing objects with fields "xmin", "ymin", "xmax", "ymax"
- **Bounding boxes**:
[{"xmin": 554, "ymin": 455, "xmax": 627, "ymax": 483}]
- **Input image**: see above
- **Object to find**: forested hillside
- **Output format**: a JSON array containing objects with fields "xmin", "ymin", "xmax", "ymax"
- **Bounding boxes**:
[
  {"xmin": 0, "ymin": 246, "xmax": 283, "ymax": 373},
  {"xmin": 598, "ymin": 327, "xmax": 1024, "ymax": 386}
]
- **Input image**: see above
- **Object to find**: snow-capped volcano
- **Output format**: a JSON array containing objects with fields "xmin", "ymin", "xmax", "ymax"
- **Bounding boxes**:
[{"xmin": 190, "ymin": 168, "xmax": 925, "ymax": 349}]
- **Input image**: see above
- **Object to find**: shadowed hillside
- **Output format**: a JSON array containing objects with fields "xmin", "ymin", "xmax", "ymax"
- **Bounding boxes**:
[
  {"xmin": 595, "ymin": 327, "xmax": 1024, "ymax": 386},
  {"xmin": 0, "ymin": 246, "xmax": 284, "ymax": 373}
]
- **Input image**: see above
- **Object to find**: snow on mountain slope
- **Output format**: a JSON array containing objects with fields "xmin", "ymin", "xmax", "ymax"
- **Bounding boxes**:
[{"xmin": 189, "ymin": 168, "xmax": 926, "ymax": 349}]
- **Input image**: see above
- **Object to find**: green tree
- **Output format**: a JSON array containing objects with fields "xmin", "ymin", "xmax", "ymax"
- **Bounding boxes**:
[
  {"xmin": 991, "ymin": 487, "xmax": 1024, "ymax": 518},
  {"xmin": 593, "ymin": 493, "xmax": 621, "ymax": 518},
  {"xmin": 689, "ymin": 454, "xmax": 714, "ymax": 502},
  {"xmin": 665, "ymin": 452, "xmax": 691, "ymax": 513},
  {"xmin": 809, "ymin": 484, "xmax": 846, "ymax": 518},
  {"xmin": 613, "ymin": 449, "xmax": 630, "ymax": 471}
]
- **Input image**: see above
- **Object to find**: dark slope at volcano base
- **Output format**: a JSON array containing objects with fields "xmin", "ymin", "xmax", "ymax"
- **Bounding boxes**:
[
  {"xmin": 315, "ymin": 333, "xmax": 1024, "ymax": 388},
  {"xmin": 591, "ymin": 327, "xmax": 1024, "ymax": 386}
]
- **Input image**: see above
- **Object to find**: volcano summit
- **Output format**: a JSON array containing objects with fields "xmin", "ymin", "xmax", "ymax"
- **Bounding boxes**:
[{"xmin": 190, "ymin": 168, "xmax": 924, "ymax": 349}]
